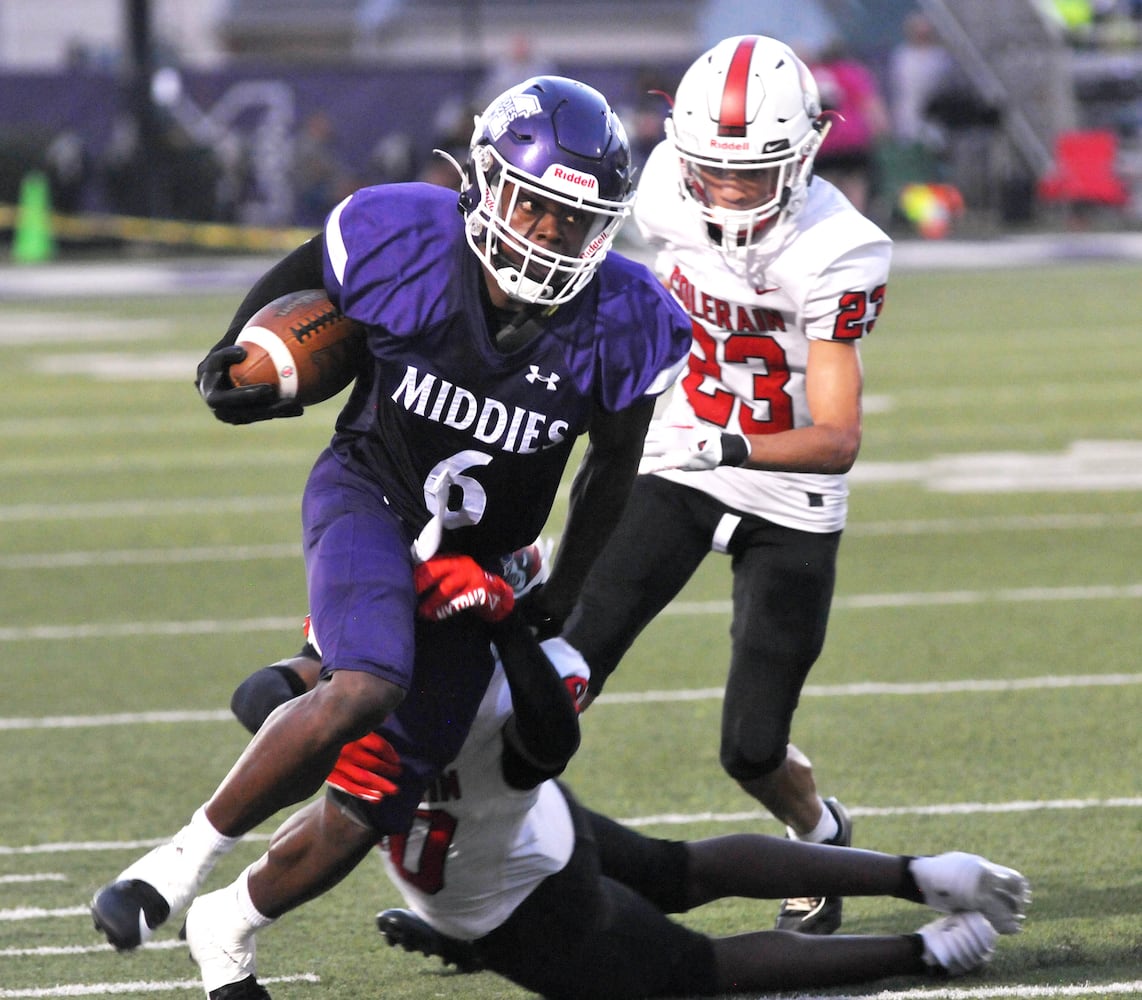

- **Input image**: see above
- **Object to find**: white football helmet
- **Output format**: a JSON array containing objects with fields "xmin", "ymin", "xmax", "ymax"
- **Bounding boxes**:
[{"xmin": 667, "ymin": 35, "xmax": 826, "ymax": 257}]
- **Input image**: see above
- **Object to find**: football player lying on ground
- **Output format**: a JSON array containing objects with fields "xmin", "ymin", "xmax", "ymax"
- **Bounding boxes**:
[{"xmin": 208, "ymin": 553, "xmax": 1032, "ymax": 999}]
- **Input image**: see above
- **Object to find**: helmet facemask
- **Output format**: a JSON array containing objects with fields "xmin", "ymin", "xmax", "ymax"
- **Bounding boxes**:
[
  {"xmin": 464, "ymin": 141, "xmax": 631, "ymax": 306},
  {"xmin": 456, "ymin": 76, "xmax": 635, "ymax": 307},
  {"xmin": 669, "ymin": 116, "xmax": 825, "ymax": 258},
  {"xmin": 668, "ymin": 35, "xmax": 826, "ymax": 260}
]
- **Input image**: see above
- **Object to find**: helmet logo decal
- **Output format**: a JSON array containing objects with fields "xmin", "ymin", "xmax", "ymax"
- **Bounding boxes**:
[
  {"xmin": 581, "ymin": 230, "xmax": 609, "ymax": 258},
  {"xmin": 484, "ymin": 93, "xmax": 543, "ymax": 140},
  {"xmin": 718, "ymin": 35, "xmax": 758, "ymax": 138},
  {"xmin": 540, "ymin": 163, "xmax": 599, "ymax": 196}
]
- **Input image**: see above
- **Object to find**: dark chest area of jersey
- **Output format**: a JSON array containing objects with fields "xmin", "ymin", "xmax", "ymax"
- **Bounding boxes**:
[{"xmin": 372, "ymin": 293, "xmax": 588, "ymax": 459}]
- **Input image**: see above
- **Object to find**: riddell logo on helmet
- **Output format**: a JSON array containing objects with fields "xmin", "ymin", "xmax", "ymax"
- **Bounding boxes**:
[
  {"xmin": 710, "ymin": 138, "xmax": 750, "ymax": 151},
  {"xmin": 545, "ymin": 165, "xmax": 598, "ymax": 193},
  {"xmin": 581, "ymin": 231, "xmax": 608, "ymax": 258}
]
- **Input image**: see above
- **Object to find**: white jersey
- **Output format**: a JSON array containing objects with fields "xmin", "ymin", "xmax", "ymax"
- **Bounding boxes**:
[
  {"xmin": 634, "ymin": 140, "xmax": 893, "ymax": 533},
  {"xmin": 379, "ymin": 638, "xmax": 589, "ymax": 940}
]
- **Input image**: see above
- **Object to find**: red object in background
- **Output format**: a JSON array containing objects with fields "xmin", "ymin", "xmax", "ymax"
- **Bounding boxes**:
[{"xmin": 1037, "ymin": 130, "xmax": 1131, "ymax": 208}]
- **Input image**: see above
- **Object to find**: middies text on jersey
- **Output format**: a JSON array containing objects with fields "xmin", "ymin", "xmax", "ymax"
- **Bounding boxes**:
[{"xmin": 391, "ymin": 365, "xmax": 570, "ymax": 454}]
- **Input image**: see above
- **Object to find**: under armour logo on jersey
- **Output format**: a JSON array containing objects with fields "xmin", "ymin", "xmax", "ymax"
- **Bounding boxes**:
[{"xmin": 525, "ymin": 366, "xmax": 560, "ymax": 390}]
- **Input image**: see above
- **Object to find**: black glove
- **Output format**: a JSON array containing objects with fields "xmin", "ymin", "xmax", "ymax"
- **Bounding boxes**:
[
  {"xmin": 514, "ymin": 585, "xmax": 566, "ymax": 641},
  {"xmin": 195, "ymin": 344, "xmax": 305, "ymax": 425}
]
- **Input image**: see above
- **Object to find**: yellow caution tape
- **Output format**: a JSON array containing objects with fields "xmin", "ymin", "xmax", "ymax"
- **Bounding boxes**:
[{"xmin": 0, "ymin": 203, "xmax": 314, "ymax": 252}]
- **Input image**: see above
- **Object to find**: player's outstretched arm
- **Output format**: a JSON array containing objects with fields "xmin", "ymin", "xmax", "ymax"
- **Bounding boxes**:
[
  {"xmin": 524, "ymin": 397, "xmax": 655, "ymax": 634},
  {"xmin": 489, "ymin": 618, "xmax": 582, "ymax": 789}
]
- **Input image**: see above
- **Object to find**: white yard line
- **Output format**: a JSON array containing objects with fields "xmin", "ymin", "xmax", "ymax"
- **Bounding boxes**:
[
  {"xmin": 2, "ymin": 511, "xmax": 1139, "ymax": 569},
  {"xmin": 668, "ymin": 583, "xmax": 1142, "ymax": 617},
  {"xmin": 619, "ymin": 796, "xmax": 1142, "ymax": 829},
  {"xmin": 0, "ymin": 544, "xmax": 300, "ymax": 570},
  {"xmin": 0, "ymin": 976, "xmax": 318, "ymax": 998},
  {"xmin": 0, "ymin": 941, "xmax": 183, "ymax": 957},
  {"xmin": 787, "ymin": 982, "xmax": 1142, "ymax": 999},
  {"xmin": 0, "ymin": 497, "xmax": 298, "ymax": 523},
  {"xmin": 1, "ymin": 582, "xmax": 1138, "ymax": 644},
  {"xmin": 597, "ymin": 672, "xmax": 1142, "ymax": 704},
  {"xmin": 1, "ymin": 798, "xmax": 1138, "ymax": 857},
  {"xmin": 2, "ymin": 674, "xmax": 1139, "ymax": 732}
]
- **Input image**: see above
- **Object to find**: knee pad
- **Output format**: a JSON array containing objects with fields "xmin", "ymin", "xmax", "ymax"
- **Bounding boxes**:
[
  {"xmin": 720, "ymin": 741, "xmax": 788, "ymax": 783},
  {"xmin": 230, "ymin": 663, "xmax": 310, "ymax": 734}
]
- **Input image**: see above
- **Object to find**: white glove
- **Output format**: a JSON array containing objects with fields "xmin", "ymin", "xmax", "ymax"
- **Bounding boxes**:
[{"xmin": 638, "ymin": 422, "xmax": 750, "ymax": 475}]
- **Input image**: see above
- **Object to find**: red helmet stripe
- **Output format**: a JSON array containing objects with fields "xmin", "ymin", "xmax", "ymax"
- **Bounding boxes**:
[{"xmin": 718, "ymin": 36, "xmax": 758, "ymax": 138}]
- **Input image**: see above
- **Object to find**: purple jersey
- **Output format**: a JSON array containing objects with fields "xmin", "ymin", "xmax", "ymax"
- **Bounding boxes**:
[
  {"xmin": 302, "ymin": 182, "xmax": 688, "ymax": 695},
  {"xmin": 321, "ymin": 182, "xmax": 690, "ymax": 562}
]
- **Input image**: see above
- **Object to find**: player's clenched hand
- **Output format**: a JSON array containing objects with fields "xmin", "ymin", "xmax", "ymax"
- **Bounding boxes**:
[
  {"xmin": 326, "ymin": 731, "xmax": 402, "ymax": 802},
  {"xmin": 638, "ymin": 422, "xmax": 750, "ymax": 474},
  {"xmin": 196, "ymin": 345, "xmax": 304, "ymax": 425},
  {"xmin": 414, "ymin": 554, "xmax": 515, "ymax": 623}
]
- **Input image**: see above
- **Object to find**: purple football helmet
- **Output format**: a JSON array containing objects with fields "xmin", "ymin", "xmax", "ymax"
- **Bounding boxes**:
[{"xmin": 459, "ymin": 76, "xmax": 634, "ymax": 306}]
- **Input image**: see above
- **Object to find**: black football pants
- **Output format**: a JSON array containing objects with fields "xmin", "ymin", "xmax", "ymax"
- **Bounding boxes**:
[{"xmin": 563, "ymin": 474, "xmax": 841, "ymax": 780}]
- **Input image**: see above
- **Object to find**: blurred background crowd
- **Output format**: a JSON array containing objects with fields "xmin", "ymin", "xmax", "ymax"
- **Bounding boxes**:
[{"xmin": 1, "ymin": 0, "xmax": 1141, "ymax": 255}]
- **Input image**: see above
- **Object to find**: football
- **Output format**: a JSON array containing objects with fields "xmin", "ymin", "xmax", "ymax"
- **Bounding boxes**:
[{"xmin": 230, "ymin": 289, "xmax": 366, "ymax": 406}]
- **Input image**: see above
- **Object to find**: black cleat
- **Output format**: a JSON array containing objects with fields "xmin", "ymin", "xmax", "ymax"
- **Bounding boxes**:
[
  {"xmin": 208, "ymin": 976, "xmax": 272, "ymax": 1000},
  {"xmin": 91, "ymin": 879, "xmax": 171, "ymax": 951},
  {"xmin": 376, "ymin": 908, "xmax": 482, "ymax": 973},
  {"xmin": 775, "ymin": 797, "xmax": 853, "ymax": 935}
]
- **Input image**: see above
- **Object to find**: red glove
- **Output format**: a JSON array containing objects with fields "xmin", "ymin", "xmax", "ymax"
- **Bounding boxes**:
[
  {"xmin": 414, "ymin": 554, "xmax": 515, "ymax": 623},
  {"xmin": 326, "ymin": 731, "xmax": 403, "ymax": 803}
]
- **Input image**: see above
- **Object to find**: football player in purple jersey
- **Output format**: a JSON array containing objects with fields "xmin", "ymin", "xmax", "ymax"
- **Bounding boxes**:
[{"xmin": 89, "ymin": 76, "xmax": 691, "ymax": 980}]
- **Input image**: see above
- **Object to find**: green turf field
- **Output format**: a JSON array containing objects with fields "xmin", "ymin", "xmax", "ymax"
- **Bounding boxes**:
[{"xmin": 1, "ymin": 259, "xmax": 1139, "ymax": 999}]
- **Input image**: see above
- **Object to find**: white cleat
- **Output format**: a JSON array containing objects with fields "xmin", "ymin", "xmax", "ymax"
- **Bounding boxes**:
[
  {"xmin": 91, "ymin": 828, "xmax": 208, "ymax": 950},
  {"xmin": 918, "ymin": 911, "xmax": 998, "ymax": 976},
  {"xmin": 117, "ymin": 828, "xmax": 205, "ymax": 915},
  {"xmin": 911, "ymin": 851, "xmax": 1031, "ymax": 934},
  {"xmin": 184, "ymin": 888, "xmax": 258, "ymax": 995}
]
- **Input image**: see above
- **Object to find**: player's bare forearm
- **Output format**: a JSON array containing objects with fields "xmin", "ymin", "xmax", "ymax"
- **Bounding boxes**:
[
  {"xmin": 741, "ymin": 421, "xmax": 862, "ymax": 474},
  {"xmin": 743, "ymin": 338, "xmax": 862, "ymax": 473},
  {"xmin": 541, "ymin": 398, "xmax": 655, "ymax": 622}
]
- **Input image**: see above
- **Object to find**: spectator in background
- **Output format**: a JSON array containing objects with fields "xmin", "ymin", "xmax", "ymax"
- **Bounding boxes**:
[
  {"xmin": 44, "ymin": 130, "xmax": 90, "ymax": 214},
  {"xmin": 366, "ymin": 132, "xmax": 417, "ymax": 187},
  {"xmin": 618, "ymin": 66, "xmax": 677, "ymax": 175},
  {"xmin": 806, "ymin": 38, "xmax": 891, "ymax": 216},
  {"xmin": 290, "ymin": 111, "xmax": 358, "ymax": 228},
  {"xmin": 888, "ymin": 12, "xmax": 957, "ymax": 154},
  {"xmin": 418, "ymin": 92, "xmax": 479, "ymax": 189},
  {"xmin": 420, "ymin": 33, "xmax": 557, "ymax": 192},
  {"xmin": 474, "ymin": 33, "xmax": 554, "ymax": 110},
  {"xmin": 101, "ymin": 107, "xmax": 225, "ymax": 222}
]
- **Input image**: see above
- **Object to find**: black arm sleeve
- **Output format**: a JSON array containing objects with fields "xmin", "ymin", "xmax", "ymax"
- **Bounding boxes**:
[
  {"xmin": 210, "ymin": 233, "xmax": 326, "ymax": 353},
  {"xmin": 488, "ymin": 615, "xmax": 581, "ymax": 791},
  {"xmin": 528, "ymin": 396, "xmax": 655, "ymax": 631}
]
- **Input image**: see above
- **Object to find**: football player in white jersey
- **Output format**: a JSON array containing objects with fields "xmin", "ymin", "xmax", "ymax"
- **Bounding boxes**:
[{"xmin": 562, "ymin": 34, "xmax": 893, "ymax": 935}]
